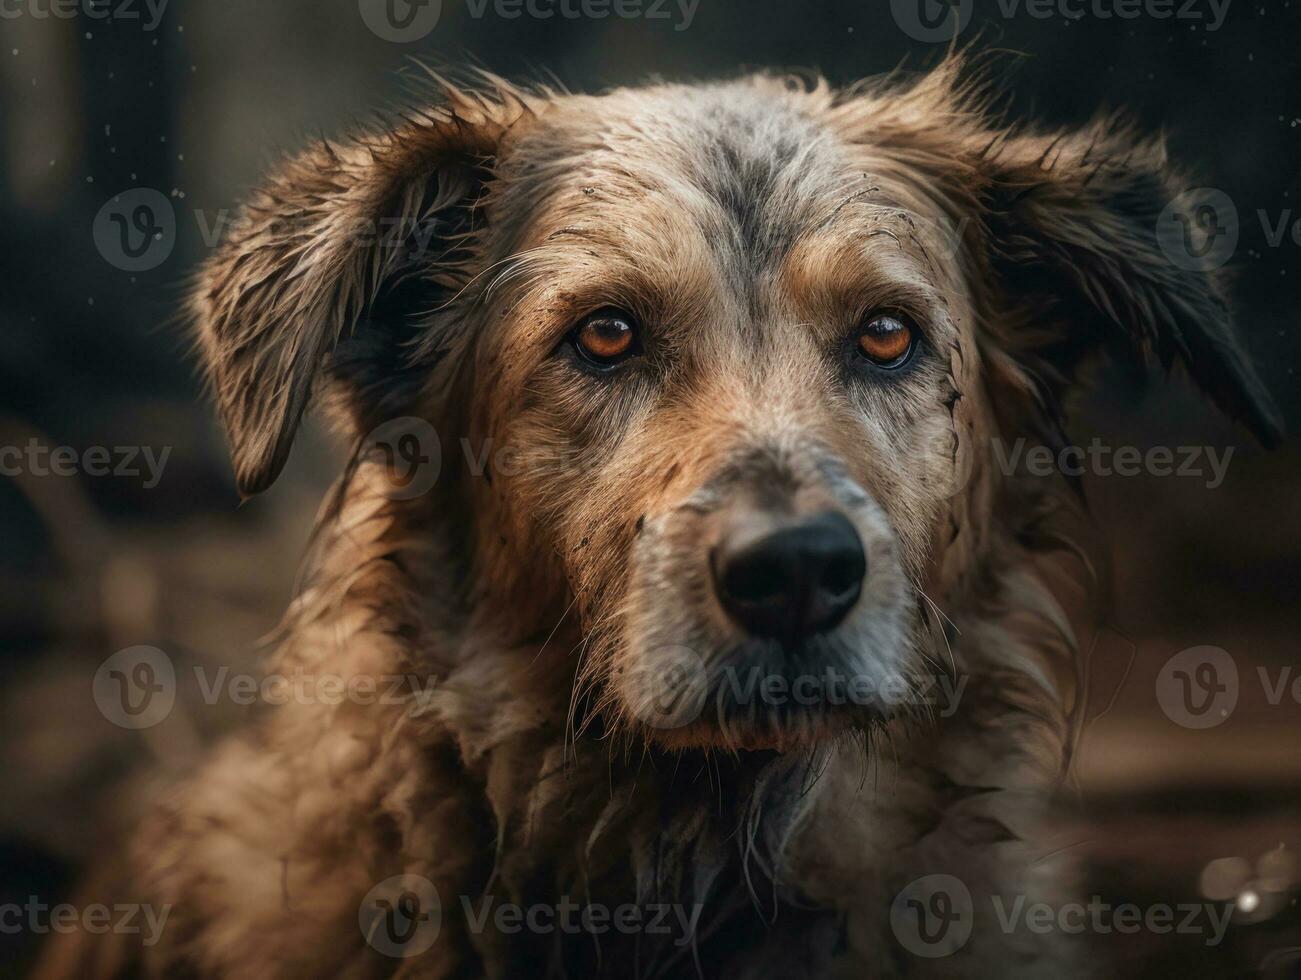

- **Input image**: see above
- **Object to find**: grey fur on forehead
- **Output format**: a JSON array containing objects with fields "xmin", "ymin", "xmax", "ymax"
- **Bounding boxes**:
[{"xmin": 504, "ymin": 78, "xmax": 860, "ymax": 272}]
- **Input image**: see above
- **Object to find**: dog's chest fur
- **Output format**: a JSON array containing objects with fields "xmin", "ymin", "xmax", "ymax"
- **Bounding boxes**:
[{"xmin": 125, "ymin": 481, "xmax": 1076, "ymax": 979}]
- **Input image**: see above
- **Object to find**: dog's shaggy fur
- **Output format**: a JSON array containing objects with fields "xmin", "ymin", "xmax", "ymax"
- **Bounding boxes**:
[{"xmin": 41, "ymin": 58, "xmax": 1279, "ymax": 978}]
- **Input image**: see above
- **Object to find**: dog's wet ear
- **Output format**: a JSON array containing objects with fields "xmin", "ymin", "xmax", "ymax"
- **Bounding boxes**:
[
  {"xmin": 978, "ymin": 121, "xmax": 1284, "ymax": 448},
  {"xmin": 192, "ymin": 87, "xmax": 527, "ymax": 497}
]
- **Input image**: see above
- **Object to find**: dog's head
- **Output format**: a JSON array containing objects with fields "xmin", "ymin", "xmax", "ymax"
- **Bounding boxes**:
[{"xmin": 194, "ymin": 62, "xmax": 1280, "ymax": 753}]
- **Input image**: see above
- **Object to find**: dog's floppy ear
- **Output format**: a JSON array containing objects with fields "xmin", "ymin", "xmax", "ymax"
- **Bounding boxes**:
[
  {"xmin": 977, "ymin": 120, "xmax": 1283, "ymax": 447},
  {"xmin": 192, "ymin": 88, "xmax": 526, "ymax": 497}
]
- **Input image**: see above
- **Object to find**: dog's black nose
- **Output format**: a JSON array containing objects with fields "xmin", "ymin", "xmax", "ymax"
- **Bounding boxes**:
[{"xmin": 712, "ymin": 511, "xmax": 866, "ymax": 640}]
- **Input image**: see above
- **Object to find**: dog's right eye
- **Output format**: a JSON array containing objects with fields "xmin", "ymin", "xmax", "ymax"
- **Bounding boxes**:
[{"xmin": 569, "ymin": 308, "xmax": 641, "ymax": 369}]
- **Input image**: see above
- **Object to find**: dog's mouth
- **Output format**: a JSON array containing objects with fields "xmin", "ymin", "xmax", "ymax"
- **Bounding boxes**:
[{"xmin": 618, "ymin": 640, "xmax": 907, "ymax": 752}]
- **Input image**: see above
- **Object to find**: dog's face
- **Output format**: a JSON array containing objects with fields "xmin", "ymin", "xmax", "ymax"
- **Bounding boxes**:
[
  {"xmin": 193, "ymin": 64, "xmax": 1280, "ymax": 753},
  {"xmin": 456, "ymin": 84, "xmax": 982, "ymax": 749}
]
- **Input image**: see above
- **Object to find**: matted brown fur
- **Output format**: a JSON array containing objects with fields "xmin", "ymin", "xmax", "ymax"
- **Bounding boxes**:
[{"xmin": 40, "ymin": 57, "xmax": 1279, "ymax": 979}]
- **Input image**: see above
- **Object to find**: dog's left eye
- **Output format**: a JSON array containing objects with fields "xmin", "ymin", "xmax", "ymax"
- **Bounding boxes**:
[
  {"xmin": 855, "ymin": 314, "xmax": 917, "ymax": 369},
  {"xmin": 570, "ymin": 308, "xmax": 640, "ymax": 368}
]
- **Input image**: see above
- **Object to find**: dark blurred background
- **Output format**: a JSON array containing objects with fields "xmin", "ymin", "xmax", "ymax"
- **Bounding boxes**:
[{"xmin": 1, "ymin": 0, "xmax": 1298, "ymax": 975}]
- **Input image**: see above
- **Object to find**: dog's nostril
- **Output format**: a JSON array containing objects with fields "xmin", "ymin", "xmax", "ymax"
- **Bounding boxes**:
[
  {"xmin": 721, "ymin": 550, "xmax": 787, "ymax": 603},
  {"xmin": 821, "ymin": 552, "xmax": 864, "ymax": 599},
  {"xmin": 712, "ymin": 511, "xmax": 866, "ymax": 640}
]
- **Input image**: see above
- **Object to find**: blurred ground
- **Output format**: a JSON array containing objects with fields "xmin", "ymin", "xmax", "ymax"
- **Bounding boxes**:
[{"xmin": 1, "ymin": 1, "xmax": 1299, "ymax": 975}]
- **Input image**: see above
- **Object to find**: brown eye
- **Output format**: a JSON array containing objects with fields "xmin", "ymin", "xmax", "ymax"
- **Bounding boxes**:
[
  {"xmin": 572, "ymin": 309, "xmax": 639, "ymax": 367},
  {"xmin": 856, "ymin": 314, "xmax": 916, "ymax": 368}
]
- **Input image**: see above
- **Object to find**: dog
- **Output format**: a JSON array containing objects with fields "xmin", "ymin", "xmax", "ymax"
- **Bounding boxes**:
[{"xmin": 39, "ymin": 57, "xmax": 1280, "ymax": 978}]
